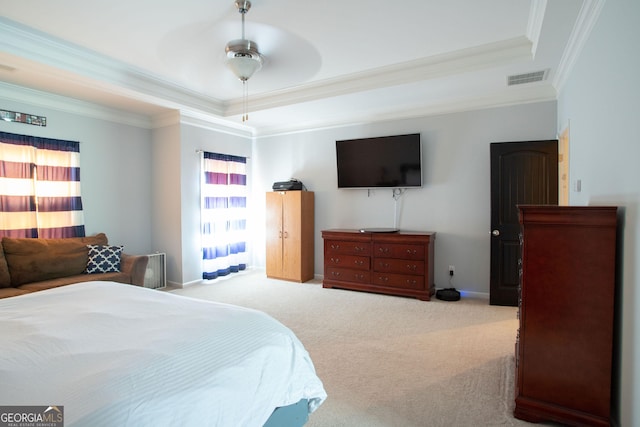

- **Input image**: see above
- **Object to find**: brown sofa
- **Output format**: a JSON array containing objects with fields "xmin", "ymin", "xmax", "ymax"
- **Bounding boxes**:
[{"xmin": 0, "ymin": 233, "xmax": 148, "ymax": 299}]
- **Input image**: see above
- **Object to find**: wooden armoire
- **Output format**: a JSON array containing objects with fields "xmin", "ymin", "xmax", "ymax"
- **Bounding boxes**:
[
  {"xmin": 515, "ymin": 205, "xmax": 618, "ymax": 426},
  {"xmin": 265, "ymin": 191, "xmax": 314, "ymax": 282}
]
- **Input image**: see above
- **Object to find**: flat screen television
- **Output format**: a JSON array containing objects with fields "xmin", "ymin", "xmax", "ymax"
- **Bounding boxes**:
[{"xmin": 336, "ymin": 133, "xmax": 422, "ymax": 189}]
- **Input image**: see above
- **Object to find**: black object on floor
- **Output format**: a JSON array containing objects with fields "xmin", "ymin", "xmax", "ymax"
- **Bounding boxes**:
[{"xmin": 436, "ymin": 288, "xmax": 461, "ymax": 301}]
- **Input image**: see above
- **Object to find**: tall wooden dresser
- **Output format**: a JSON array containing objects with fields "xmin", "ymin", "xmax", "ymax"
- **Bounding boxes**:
[{"xmin": 515, "ymin": 205, "xmax": 618, "ymax": 426}]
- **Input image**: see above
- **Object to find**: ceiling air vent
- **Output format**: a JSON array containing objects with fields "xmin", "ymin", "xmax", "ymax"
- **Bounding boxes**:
[{"xmin": 507, "ymin": 70, "xmax": 548, "ymax": 86}]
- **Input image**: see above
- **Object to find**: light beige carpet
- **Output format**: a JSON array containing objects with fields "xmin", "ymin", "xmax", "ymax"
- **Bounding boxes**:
[{"xmin": 170, "ymin": 269, "xmax": 539, "ymax": 427}]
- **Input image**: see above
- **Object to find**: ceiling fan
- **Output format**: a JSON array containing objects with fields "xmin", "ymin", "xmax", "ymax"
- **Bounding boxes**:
[{"xmin": 225, "ymin": 0, "xmax": 263, "ymax": 122}]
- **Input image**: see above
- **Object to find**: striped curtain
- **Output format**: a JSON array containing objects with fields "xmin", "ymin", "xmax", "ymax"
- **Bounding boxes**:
[
  {"xmin": 201, "ymin": 151, "xmax": 248, "ymax": 280},
  {"xmin": 0, "ymin": 131, "xmax": 85, "ymax": 238}
]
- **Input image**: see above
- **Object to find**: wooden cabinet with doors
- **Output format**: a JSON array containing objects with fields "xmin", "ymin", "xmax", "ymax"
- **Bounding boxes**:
[
  {"xmin": 515, "ymin": 205, "xmax": 617, "ymax": 426},
  {"xmin": 265, "ymin": 191, "xmax": 314, "ymax": 282}
]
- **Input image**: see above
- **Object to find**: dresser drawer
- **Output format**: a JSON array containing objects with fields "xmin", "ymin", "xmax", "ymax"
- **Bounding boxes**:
[
  {"xmin": 325, "ymin": 267, "xmax": 370, "ymax": 284},
  {"xmin": 373, "ymin": 243, "xmax": 424, "ymax": 260},
  {"xmin": 325, "ymin": 240, "xmax": 371, "ymax": 256},
  {"xmin": 326, "ymin": 254, "xmax": 370, "ymax": 271},
  {"xmin": 372, "ymin": 272, "xmax": 424, "ymax": 290},
  {"xmin": 374, "ymin": 258, "xmax": 424, "ymax": 275}
]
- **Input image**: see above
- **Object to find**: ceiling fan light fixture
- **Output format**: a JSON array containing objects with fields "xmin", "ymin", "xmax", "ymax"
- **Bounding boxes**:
[{"xmin": 225, "ymin": 39, "xmax": 263, "ymax": 81}]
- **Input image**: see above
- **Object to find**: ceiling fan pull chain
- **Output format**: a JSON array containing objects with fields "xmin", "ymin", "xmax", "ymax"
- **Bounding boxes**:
[{"xmin": 243, "ymin": 80, "xmax": 248, "ymax": 122}]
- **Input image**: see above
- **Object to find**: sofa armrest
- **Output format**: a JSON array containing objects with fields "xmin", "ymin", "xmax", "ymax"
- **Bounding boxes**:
[{"xmin": 120, "ymin": 254, "xmax": 149, "ymax": 287}]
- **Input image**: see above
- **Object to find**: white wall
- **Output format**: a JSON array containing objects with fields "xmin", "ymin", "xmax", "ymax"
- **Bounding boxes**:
[
  {"xmin": 150, "ymin": 120, "xmax": 183, "ymax": 284},
  {"xmin": 557, "ymin": 0, "xmax": 640, "ymax": 425},
  {"xmin": 252, "ymin": 101, "xmax": 556, "ymax": 295},
  {"xmin": 0, "ymin": 97, "xmax": 153, "ymax": 255}
]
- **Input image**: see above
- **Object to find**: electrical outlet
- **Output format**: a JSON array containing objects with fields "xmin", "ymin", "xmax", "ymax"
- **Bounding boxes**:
[{"xmin": 449, "ymin": 265, "xmax": 455, "ymax": 276}]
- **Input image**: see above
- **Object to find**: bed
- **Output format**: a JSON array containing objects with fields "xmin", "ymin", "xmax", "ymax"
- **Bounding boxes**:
[{"xmin": 0, "ymin": 281, "xmax": 326, "ymax": 426}]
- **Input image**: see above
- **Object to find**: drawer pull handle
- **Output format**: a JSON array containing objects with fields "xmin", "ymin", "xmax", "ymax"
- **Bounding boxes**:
[
  {"xmin": 378, "ymin": 276, "xmax": 389, "ymax": 282},
  {"xmin": 331, "ymin": 244, "xmax": 340, "ymax": 250},
  {"xmin": 331, "ymin": 271, "xmax": 341, "ymax": 277},
  {"xmin": 354, "ymin": 260, "xmax": 364, "ymax": 266},
  {"xmin": 406, "ymin": 279, "xmax": 417, "ymax": 285},
  {"xmin": 406, "ymin": 264, "xmax": 417, "ymax": 271},
  {"xmin": 355, "ymin": 246, "xmax": 364, "ymax": 252},
  {"xmin": 406, "ymin": 249, "xmax": 417, "ymax": 255},
  {"xmin": 330, "ymin": 257, "xmax": 341, "ymax": 264},
  {"xmin": 378, "ymin": 247, "xmax": 390, "ymax": 253}
]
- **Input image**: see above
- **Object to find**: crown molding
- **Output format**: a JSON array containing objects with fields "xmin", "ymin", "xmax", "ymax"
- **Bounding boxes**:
[
  {"xmin": 0, "ymin": 17, "xmax": 226, "ymax": 117},
  {"xmin": 226, "ymin": 36, "xmax": 534, "ymax": 116},
  {"xmin": 149, "ymin": 109, "xmax": 253, "ymax": 138},
  {"xmin": 2, "ymin": 76, "xmax": 555, "ymax": 138},
  {"xmin": 527, "ymin": 0, "xmax": 548, "ymax": 56},
  {"xmin": 0, "ymin": 81, "xmax": 153, "ymax": 128},
  {"xmin": 178, "ymin": 110, "xmax": 254, "ymax": 138},
  {"xmin": 0, "ymin": 78, "xmax": 253, "ymax": 135},
  {"xmin": 1, "ymin": 69, "xmax": 556, "ymax": 140},
  {"xmin": 1, "ymin": 15, "xmax": 531, "ymax": 120},
  {"xmin": 252, "ymin": 85, "xmax": 557, "ymax": 138},
  {"xmin": 0, "ymin": 15, "xmax": 556, "ymax": 138},
  {"xmin": 553, "ymin": 0, "xmax": 606, "ymax": 92}
]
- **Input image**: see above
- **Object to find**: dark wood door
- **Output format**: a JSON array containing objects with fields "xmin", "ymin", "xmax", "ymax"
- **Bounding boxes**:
[{"xmin": 489, "ymin": 140, "xmax": 558, "ymax": 306}]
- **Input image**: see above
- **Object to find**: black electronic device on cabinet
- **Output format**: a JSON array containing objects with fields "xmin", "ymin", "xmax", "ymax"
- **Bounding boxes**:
[{"xmin": 272, "ymin": 178, "xmax": 304, "ymax": 191}]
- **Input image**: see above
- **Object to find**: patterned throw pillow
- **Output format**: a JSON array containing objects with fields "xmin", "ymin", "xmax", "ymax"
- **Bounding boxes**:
[{"xmin": 85, "ymin": 245, "xmax": 123, "ymax": 274}]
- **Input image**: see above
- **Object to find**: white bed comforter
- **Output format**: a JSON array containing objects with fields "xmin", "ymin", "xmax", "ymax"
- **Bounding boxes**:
[{"xmin": 0, "ymin": 281, "xmax": 326, "ymax": 426}]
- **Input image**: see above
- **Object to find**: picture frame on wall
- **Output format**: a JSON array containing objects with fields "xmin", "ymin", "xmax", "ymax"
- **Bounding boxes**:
[{"xmin": 1, "ymin": 109, "xmax": 47, "ymax": 126}]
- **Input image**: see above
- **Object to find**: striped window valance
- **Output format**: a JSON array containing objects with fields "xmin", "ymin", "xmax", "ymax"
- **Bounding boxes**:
[{"xmin": 0, "ymin": 131, "xmax": 85, "ymax": 238}]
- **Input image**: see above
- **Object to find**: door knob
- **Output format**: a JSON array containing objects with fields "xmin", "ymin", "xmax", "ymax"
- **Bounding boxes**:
[{"xmin": 492, "ymin": 230, "xmax": 500, "ymax": 236}]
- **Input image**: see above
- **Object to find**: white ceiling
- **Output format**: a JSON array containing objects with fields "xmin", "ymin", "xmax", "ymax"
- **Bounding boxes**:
[{"xmin": 0, "ymin": 0, "xmax": 590, "ymax": 136}]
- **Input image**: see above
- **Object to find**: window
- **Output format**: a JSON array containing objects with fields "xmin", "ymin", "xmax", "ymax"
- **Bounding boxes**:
[
  {"xmin": 0, "ymin": 131, "xmax": 85, "ymax": 238},
  {"xmin": 200, "ymin": 152, "xmax": 248, "ymax": 279}
]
